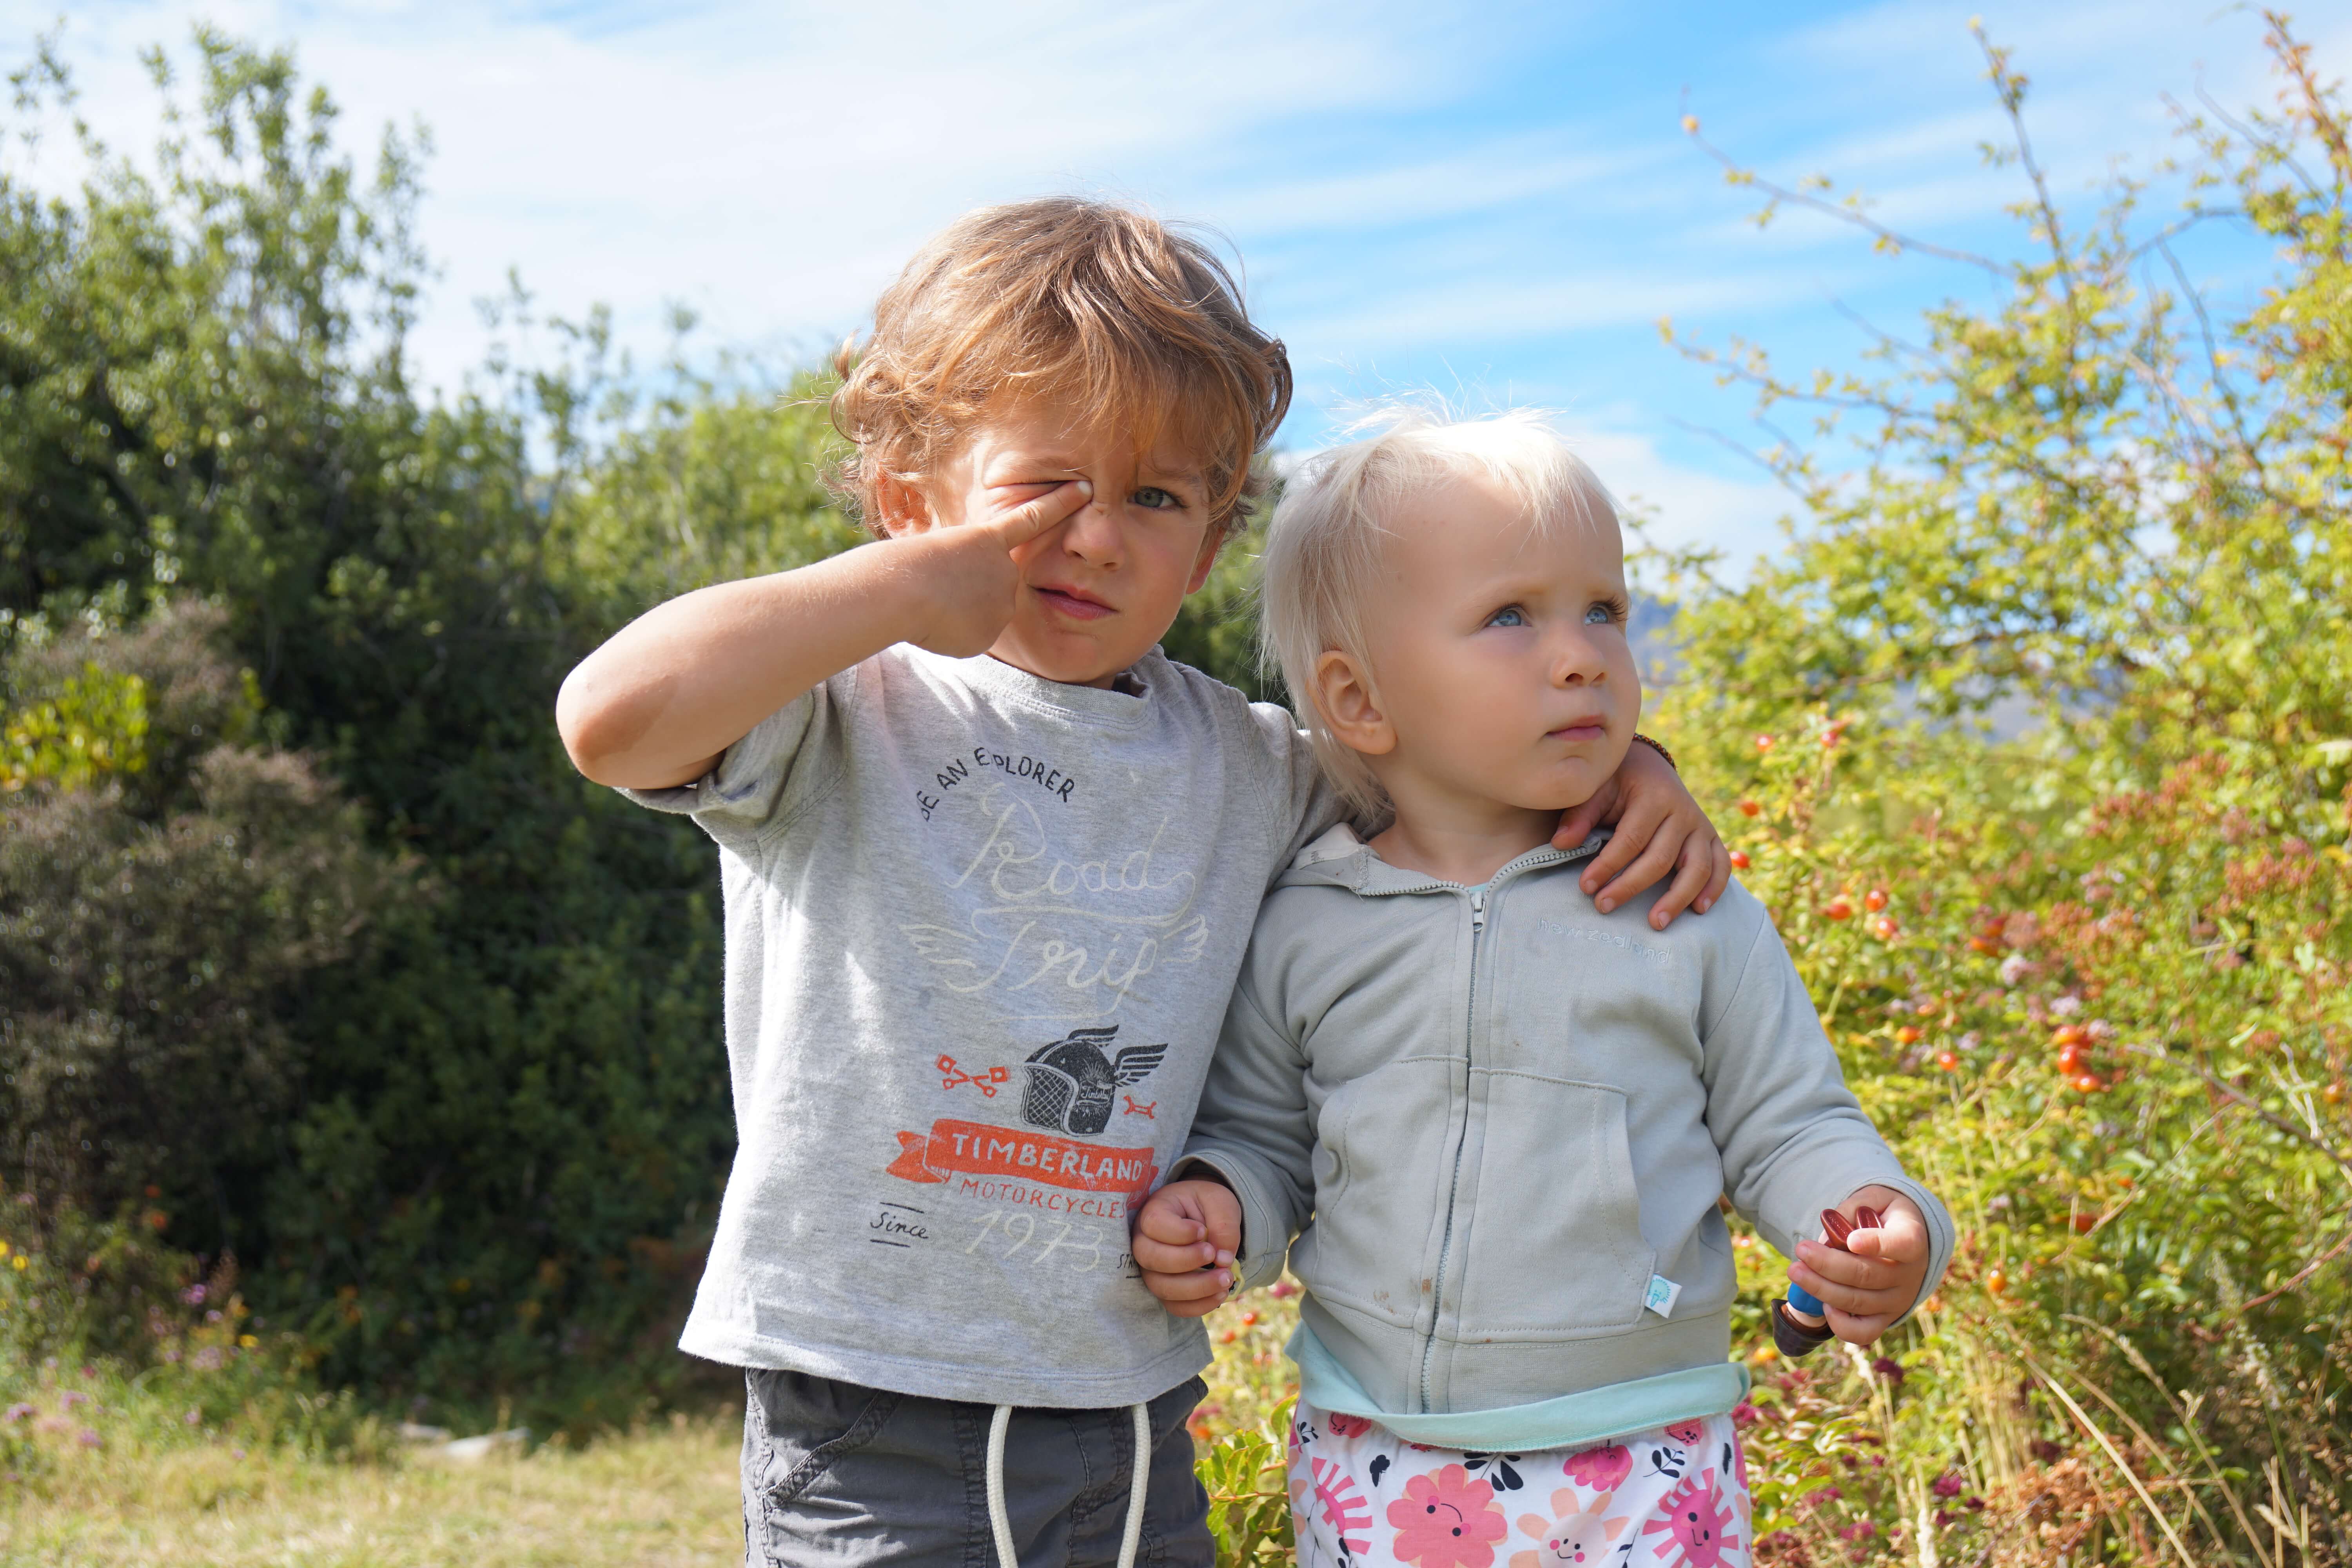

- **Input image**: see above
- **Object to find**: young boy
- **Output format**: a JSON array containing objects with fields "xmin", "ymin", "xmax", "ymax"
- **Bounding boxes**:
[
  {"xmin": 556, "ymin": 201, "xmax": 1731, "ymax": 1568},
  {"xmin": 1131, "ymin": 410, "xmax": 1952, "ymax": 1568}
]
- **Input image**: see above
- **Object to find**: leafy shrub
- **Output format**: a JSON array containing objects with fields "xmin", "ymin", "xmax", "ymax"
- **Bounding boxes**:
[{"xmin": 1, "ymin": 603, "xmax": 414, "ymax": 1214}]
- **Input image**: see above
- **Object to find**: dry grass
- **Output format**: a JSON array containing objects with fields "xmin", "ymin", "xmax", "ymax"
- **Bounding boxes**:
[{"xmin": 0, "ymin": 1413, "xmax": 744, "ymax": 1568}]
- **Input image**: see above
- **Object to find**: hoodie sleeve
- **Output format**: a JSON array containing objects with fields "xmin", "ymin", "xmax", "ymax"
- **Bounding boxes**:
[
  {"xmin": 1700, "ymin": 900, "xmax": 1955, "ymax": 1321},
  {"xmin": 1180, "ymin": 969, "xmax": 1316, "ymax": 1293}
]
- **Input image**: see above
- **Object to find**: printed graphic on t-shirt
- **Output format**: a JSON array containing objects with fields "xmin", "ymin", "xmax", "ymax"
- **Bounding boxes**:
[{"xmin": 898, "ymin": 776, "xmax": 1209, "ymax": 1025}]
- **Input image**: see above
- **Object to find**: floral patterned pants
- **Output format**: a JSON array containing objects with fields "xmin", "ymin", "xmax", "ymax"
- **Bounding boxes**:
[{"xmin": 1286, "ymin": 1399, "xmax": 1751, "ymax": 1568}]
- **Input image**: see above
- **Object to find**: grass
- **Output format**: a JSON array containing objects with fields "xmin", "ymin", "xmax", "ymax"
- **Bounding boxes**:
[
  {"xmin": 0, "ymin": 1288, "xmax": 1304, "ymax": 1568},
  {"xmin": 0, "ymin": 1411, "xmax": 742, "ymax": 1568}
]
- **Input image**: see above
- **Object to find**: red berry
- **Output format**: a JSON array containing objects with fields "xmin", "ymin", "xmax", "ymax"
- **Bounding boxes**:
[
  {"xmin": 1825, "ymin": 897, "xmax": 1854, "ymax": 921},
  {"xmin": 2056, "ymin": 1044, "xmax": 2087, "ymax": 1074},
  {"xmin": 1863, "ymin": 889, "xmax": 1889, "ymax": 913},
  {"xmin": 1934, "ymin": 1050, "xmax": 1960, "ymax": 1072},
  {"xmin": 2072, "ymin": 1073, "xmax": 2104, "ymax": 1094},
  {"xmin": 1739, "ymin": 799, "xmax": 1762, "ymax": 818},
  {"xmin": 1895, "ymin": 1026, "xmax": 1922, "ymax": 1045},
  {"xmin": 1240, "ymin": 1311, "xmax": 1259, "ymax": 1326},
  {"xmin": 2071, "ymin": 1214, "xmax": 2096, "ymax": 1234},
  {"xmin": 1729, "ymin": 850, "xmax": 1751, "ymax": 871},
  {"xmin": 1870, "ymin": 916, "xmax": 1898, "ymax": 940},
  {"xmin": 1220, "ymin": 1329, "xmax": 1237, "ymax": 1343}
]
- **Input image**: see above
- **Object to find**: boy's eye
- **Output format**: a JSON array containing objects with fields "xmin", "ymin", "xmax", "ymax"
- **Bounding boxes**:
[
  {"xmin": 1584, "ymin": 603, "xmax": 1615, "ymax": 625},
  {"xmin": 1486, "ymin": 606, "xmax": 1530, "ymax": 629},
  {"xmin": 1132, "ymin": 486, "xmax": 1183, "ymax": 511}
]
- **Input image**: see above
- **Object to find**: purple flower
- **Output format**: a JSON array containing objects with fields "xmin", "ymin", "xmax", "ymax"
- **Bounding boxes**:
[
  {"xmin": 204, "ymin": 1308, "xmax": 223, "ymax": 1323},
  {"xmin": 1839, "ymin": 1521, "xmax": 1876, "ymax": 1542},
  {"xmin": 191, "ymin": 1346, "xmax": 225, "ymax": 1372},
  {"xmin": 59, "ymin": 1390, "xmax": 88, "ymax": 1409},
  {"xmin": 183, "ymin": 1407, "xmax": 203, "ymax": 1426},
  {"xmin": 180, "ymin": 1284, "xmax": 207, "ymax": 1306},
  {"xmin": 1731, "ymin": 1401, "xmax": 1761, "ymax": 1428},
  {"xmin": 76, "ymin": 1428, "xmax": 101, "ymax": 1449},
  {"xmin": 1933, "ymin": 1472, "xmax": 1965, "ymax": 1498},
  {"xmin": 2, "ymin": 1403, "xmax": 31, "ymax": 1423},
  {"xmin": 1871, "ymin": 1356, "xmax": 1906, "ymax": 1385}
]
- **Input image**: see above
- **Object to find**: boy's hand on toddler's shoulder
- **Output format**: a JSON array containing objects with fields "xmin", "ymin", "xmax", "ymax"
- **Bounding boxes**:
[
  {"xmin": 1553, "ymin": 739, "xmax": 1732, "ymax": 931},
  {"xmin": 897, "ymin": 477, "xmax": 1093, "ymax": 658},
  {"xmin": 1787, "ymin": 1187, "xmax": 1931, "ymax": 1348},
  {"xmin": 1131, "ymin": 1178, "xmax": 1242, "ymax": 1319}
]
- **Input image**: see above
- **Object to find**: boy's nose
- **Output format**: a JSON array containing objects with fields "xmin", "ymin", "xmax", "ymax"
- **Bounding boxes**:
[{"xmin": 1549, "ymin": 631, "xmax": 1609, "ymax": 686}]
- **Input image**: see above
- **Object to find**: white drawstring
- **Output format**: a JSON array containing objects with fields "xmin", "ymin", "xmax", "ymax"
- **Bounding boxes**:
[{"xmin": 984, "ymin": 1401, "xmax": 1154, "ymax": 1568}]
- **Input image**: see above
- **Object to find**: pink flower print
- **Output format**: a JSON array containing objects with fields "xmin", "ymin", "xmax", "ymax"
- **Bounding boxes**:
[
  {"xmin": 1563, "ymin": 1443, "xmax": 1633, "ymax": 1494},
  {"xmin": 1510, "ymin": 1486, "xmax": 1631, "ymax": 1568},
  {"xmin": 1664, "ymin": 1420, "xmax": 1704, "ymax": 1447},
  {"xmin": 1388, "ymin": 1465, "xmax": 1510, "ymax": 1568},
  {"xmin": 1640, "ymin": 1469, "xmax": 1742, "ymax": 1568},
  {"xmin": 1326, "ymin": 1412, "xmax": 1374, "ymax": 1438},
  {"xmin": 1311, "ymin": 1456, "xmax": 1375, "ymax": 1559}
]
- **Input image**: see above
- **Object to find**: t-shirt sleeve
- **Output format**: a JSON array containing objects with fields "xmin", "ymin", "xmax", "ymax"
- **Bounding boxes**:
[
  {"xmin": 613, "ymin": 675, "xmax": 840, "ymax": 846},
  {"xmin": 1247, "ymin": 699, "xmax": 1349, "ymax": 879},
  {"xmin": 1699, "ymin": 896, "xmax": 1956, "ymax": 1321}
]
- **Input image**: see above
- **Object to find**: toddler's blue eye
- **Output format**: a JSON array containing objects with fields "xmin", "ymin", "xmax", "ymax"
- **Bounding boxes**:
[
  {"xmin": 1487, "ymin": 606, "xmax": 1529, "ymax": 628},
  {"xmin": 1585, "ymin": 603, "xmax": 1615, "ymax": 625},
  {"xmin": 1134, "ymin": 486, "xmax": 1181, "ymax": 510}
]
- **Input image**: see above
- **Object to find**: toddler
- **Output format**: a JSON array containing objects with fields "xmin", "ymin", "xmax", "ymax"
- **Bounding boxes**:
[
  {"xmin": 557, "ymin": 207, "xmax": 1730, "ymax": 1567},
  {"xmin": 1134, "ymin": 410, "xmax": 1953, "ymax": 1568}
]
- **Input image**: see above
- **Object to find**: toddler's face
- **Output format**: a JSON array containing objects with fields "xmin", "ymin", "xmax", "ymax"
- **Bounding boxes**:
[
  {"xmin": 1343, "ymin": 473, "xmax": 1640, "ymax": 816},
  {"xmin": 907, "ymin": 401, "xmax": 1223, "ymax": 687}
]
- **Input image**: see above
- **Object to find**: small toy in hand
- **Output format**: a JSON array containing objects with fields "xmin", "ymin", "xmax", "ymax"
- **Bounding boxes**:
[{"xmin": 1771, "ymin": 1205, "xmax": 1882, "ymax": 1357}]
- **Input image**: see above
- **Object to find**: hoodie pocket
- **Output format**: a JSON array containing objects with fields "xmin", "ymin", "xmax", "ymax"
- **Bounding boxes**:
[
  {"xmin": 1453, "ymin": 1071, "xmax": 1654, "ymax": 1336},
  {"xmin": 1292, "ymin": 1056, "xmax": 1458, "ymax": 1327}
]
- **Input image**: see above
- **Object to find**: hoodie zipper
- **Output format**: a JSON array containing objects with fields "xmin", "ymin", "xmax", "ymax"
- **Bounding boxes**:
[
  {"xmin": 1334, "ymin": 836, "xmax": 1605, "ymax": 1414},
  {"xmin": 1417, "ymin": 884, "xmax": 1488, "ymax": 1409}
]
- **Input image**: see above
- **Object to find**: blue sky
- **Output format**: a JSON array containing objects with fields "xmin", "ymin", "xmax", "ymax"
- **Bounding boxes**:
[{"xmin": 12, "ymin": 1, "xmax": 2349, "ymax": 570}]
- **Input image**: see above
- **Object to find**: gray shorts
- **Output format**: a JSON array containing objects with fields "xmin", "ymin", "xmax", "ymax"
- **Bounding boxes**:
[{"xmin": 740, "ymin": 1368, "xmax": 1214, "ymax": 1567}]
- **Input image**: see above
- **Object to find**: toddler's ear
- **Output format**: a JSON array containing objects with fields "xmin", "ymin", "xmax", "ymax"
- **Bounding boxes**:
[{"xmin": 1313, "ymin": 650, "xmax": 1396, "ymax": 758}]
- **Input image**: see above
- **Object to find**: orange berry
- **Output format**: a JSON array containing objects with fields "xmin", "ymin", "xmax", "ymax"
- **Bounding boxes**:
[
  {"xmin": 2052, "ymin": 1024, "xmax": 2088, "ymax": 1047},
  {"xmin": 2073, "ymin": 1073, "xmax": 2104, "ymax": 1094},
  {"xmin": 2325, "ymin": 1081, "xmax": 2344, "ymax": 1106},
  {"xmin": 1986, "ymin": 1268, "xmax": 2008, "ymax": 1297},
  {"xmin": 1870, "ymin": 916, "xmax": 1898, "ymax": 940},
  {"xmin": 1863, "ymin": 889, "xmax": 1889, "ymax": 913},
  {"xmin": 2056, "ymin": 1045, "xmax": 2088, "ymax": 1075},
  {"xmin": 1895, "ymin": 1027, "xmax": 1922, "ymax": 1046},
  {"xmin": 1755, "ymin": 734, "xmax": 1776, "ymax": 752},
  {"xmin": 1824, "ymin": 897, "xmax": 1854, "ymax": 921},
  {"xmin": 1220, "ymin": 1329, "xmax": 1237, "ymax": 1343},
  {"xmin": 2071, "ymin": 1214, "xmax": 2096, "ymax": 1234},
  {"xmin": 1240, "ymin": 1311, "xmax": 1259, "ymax": 1327},
  {"xmin": 1739, "ymin": 799, "xmax": 1762, "ymax": 818},
  {"xmin": 1934, "ymin": 1050, "xmax": 1960, "ymax": 1072},
  {"xmin": 1729, "ymin": 850, "xmax": 1751, "ymax": 871}
]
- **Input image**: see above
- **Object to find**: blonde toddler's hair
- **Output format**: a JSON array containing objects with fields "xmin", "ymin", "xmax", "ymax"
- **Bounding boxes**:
[
  {"xmin": 1260, "ymin": 406, "xmax": 1621, "ymax": 820},
  {"xmin": 831, "ymin": 198, "xmax": 1292, "ymax": 536}
]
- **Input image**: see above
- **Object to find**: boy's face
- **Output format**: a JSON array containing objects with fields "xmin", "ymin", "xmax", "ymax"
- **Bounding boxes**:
[
  {"xmin": 1336, "ymin": 473, "xmax": 1641, "ymax": 817},
  {"xmin": 906, "ymin": 401, "xmax": 1224, "ymax": 688}
]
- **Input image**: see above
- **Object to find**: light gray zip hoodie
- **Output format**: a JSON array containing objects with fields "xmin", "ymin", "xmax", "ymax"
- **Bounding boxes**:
[{"xmin": 1183, "ymin": 825, "xmax": 1953, "ymax": 1430}]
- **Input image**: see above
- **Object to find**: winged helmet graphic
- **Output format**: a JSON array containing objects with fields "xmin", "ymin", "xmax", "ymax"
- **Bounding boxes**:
[{"xmin": 1019, "ymin": 1025, "xmax": 1167, "ymax": 1136}]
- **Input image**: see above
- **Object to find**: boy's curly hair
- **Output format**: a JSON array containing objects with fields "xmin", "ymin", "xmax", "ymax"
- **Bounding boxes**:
[{"xmin": 830, "ymin": 198, "xmax": 1292, "ymax": 537}]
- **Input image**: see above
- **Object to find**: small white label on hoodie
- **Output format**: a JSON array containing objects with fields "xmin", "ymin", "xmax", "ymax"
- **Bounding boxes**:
[{"xmin": 1644, "ymin": 1274, "xmax": 1683, "ymax": 1317}]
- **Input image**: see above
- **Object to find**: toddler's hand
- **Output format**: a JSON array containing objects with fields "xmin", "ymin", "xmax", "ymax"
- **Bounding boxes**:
[
  {"xmin": 1553, "ymin": 739, "xmax": 1731, "ymax": 931},
  {"xmin": 900, "ymin": 477, "xmax": 1092, "ymax": 657},
  {"xmin": 1131, "ymin": 1178, "xmax": 1242, "ymax": 1319},
  {"xmin": 1786, "ymin": 1188, "xmax": 1931, "ymax": 1347}
]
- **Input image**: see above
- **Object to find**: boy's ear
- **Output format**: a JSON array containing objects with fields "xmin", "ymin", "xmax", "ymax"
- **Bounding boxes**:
[
  {"xmin": 1183, "ymin": 520, "xmax": 1228, "ymax": 595},
  {"xmin": 873, "ymin": 473, "xmax": 936, "ymax": 538},
  {"xmin": 1312, "ymin": 650, "xmax": 1396, "ymax": 758}
]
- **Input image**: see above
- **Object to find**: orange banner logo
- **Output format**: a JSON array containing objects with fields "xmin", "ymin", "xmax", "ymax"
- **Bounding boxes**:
[{"xmin": 886, "ymin": 1118, "xmax": 1158, "ymax": 1194}]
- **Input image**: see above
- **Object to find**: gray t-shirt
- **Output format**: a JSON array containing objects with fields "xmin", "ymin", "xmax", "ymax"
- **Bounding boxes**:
[{"xmin": 624, "ymin": 643, "xmax": 1333, "ymax": 1407}]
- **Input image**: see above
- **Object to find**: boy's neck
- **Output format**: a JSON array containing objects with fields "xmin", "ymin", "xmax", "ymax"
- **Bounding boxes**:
[{"xmin": 1367, "ymin": 789, "xmax": 1568, "ymax": 888}]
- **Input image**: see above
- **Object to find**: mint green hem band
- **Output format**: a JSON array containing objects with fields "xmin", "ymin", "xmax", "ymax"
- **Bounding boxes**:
[{"xmin": 1290, "ymin": 1324, "xmax": 1751, "ymax": 1452}]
